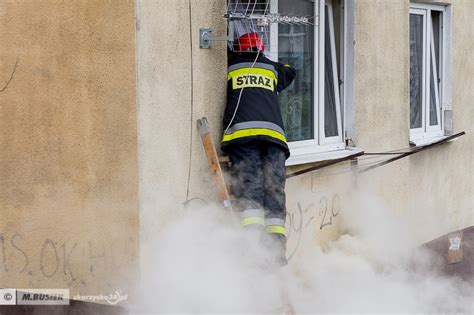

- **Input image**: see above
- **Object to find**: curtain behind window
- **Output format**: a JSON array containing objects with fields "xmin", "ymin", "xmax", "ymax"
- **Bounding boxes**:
[
  {"xmin": 277, "ymin": 1, "xmax": 314, "ymax": 141},
  {"xmin": 409, "ymin": 14, "xmax": 424, "ymax": 129}
]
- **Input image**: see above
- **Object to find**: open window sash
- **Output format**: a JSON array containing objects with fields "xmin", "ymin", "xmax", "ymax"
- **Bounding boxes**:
[
  {"xmin": 320, "ymin": 2, "xmax": 343, "ymax": 146},
  {"xmin": 409, "ymin": 8, "xmax": 427, "ymax": 139},
  {"xmin": 425, "ymin": 8, "xmax": 443, "ymax": 135}
]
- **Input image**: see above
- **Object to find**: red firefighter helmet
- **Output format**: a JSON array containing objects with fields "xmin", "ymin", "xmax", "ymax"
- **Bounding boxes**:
[{"xmin": 235, "ymin": 32, "xmax": 265, "ymax": 52}]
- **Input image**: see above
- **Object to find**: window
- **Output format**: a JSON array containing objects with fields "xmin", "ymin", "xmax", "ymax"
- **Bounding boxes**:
[
  {"xmin": 268, "ymin": 0, "xmax": 348, "ymax": 159},
  {"xmin": 227, "ymin": 0, "xmax": 357, "ymax": 164},
  {"xmin": 409, "ymin": 3, "xmax": 449, "ymax": 142}
]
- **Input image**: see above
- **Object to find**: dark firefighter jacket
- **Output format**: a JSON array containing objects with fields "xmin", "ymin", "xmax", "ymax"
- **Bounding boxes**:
[{"xmin": 221, "ymin": 53, "xmax": 296, "ymax": 158}]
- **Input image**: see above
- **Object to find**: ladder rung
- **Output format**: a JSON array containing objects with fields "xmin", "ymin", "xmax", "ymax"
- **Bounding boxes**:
[{"xmin": 218, "ymin": 155, "xmax": 231, "ymax": 163}]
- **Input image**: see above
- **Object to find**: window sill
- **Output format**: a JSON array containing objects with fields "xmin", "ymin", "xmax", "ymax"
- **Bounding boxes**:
[
  {"xmin": 409, "ymin": 135, "xmax": 448, "ymax": 147},
  {"xmin": 286, "ymin": 147, "xmax": 363, "ymax": 167}
]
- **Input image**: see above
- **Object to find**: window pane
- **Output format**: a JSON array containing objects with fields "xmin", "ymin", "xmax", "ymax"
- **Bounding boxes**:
[
  {"xmin": 429, "ymin": 11, "xmax": 441, "ymax": 127},
  {"xmin": 409, "ymin": 14, "xmax": 424, "ymax": 129},
  {"xmin": 432, "ymin": 11, "xmax": 441, "ymax": 76},
  {"xmin": 324, "ymin": 6, "xmax": 339, "ymax": 137},
  {"xmin": 278, "ymin": 1, "xmax": 314, "ymax": 141},
  {"xmin": 429, "ymin": 66, "xmax": 438, "ymax": 125}
]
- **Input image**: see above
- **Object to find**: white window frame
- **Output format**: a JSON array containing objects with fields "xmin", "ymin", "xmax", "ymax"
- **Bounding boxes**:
[
  {"xmin": 409, "ymin": 3, "xmax": 449, "ymax": 142},
  {"xmin": 269, "ymin": 0, "xmax": 347, "ymax": 160}
]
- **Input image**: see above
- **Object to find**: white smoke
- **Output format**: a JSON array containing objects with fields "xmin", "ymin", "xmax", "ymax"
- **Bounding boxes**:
[
  {"xmin": 130, "ymin": 190, "xmax": 473, "ymax": 314},
  {"xmin": 136, "ymin": 205, "xmax": 287, "ymax": 313}
]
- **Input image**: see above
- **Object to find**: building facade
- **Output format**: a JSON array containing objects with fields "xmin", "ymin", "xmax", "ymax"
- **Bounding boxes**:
[{"xmin": 1, "ymin": 0, "xmax": 473, "ymax": 302}]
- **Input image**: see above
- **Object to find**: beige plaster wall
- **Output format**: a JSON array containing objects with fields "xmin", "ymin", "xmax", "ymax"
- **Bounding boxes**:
[
  {"xmin": 353, "ymin": 0, "xmax": 411, "ymax": 233},
  {"xmin": 353, "ymin": 0, "xmax": 473, "ymax": 242},
  {"xmin": 135, "ymin": 0, "xmax": 227, "ymax": 263},
  {"xmin": 0, "ymin": 0, "xmax": 138, "ymax": 297}
]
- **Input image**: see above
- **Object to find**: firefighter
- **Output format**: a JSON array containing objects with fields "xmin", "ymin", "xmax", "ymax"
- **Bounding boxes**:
[{"xmin": 222, "ymin": 32, "xmax": 296, "ymax": 266}]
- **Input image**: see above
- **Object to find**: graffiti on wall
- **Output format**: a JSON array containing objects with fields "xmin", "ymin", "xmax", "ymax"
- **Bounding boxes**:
[
  {"xmin": 286, "ymin": 194, "xmax": 341, "ymax": 261},
  {"xmin": 0, "ymin": 233, "xmax": 133, "ymax": 287}
]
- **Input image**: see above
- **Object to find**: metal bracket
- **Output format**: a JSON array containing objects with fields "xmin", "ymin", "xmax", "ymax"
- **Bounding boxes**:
[{"xmin": 199, "ymin": 28, "xmax": 230, "ymax": 49}]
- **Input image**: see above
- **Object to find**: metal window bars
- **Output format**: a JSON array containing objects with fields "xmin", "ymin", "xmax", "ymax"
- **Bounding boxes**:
[{"xmin": 200, "ymin": 0, "xmax": 316, "ymax": 51}]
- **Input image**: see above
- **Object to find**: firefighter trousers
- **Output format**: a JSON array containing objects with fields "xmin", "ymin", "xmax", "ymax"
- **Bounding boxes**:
[{"xmin": 226, "ymin": 140, "xmax": 287, "ymax": 241}]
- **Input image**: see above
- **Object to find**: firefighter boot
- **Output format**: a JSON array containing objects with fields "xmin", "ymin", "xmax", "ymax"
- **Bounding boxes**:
[
  {"xmin": 273, "ymin": 233, "xmax": 288, "ymax": 267},
  {"xmin": 261, "ymin": 232, "xmax": 288, "ymax": 267}
]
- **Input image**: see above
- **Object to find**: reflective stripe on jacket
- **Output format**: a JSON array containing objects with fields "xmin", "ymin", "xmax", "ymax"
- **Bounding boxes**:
[{"xmin": 221, "ymin": 53, "xmax": 296, "ymax": 158}]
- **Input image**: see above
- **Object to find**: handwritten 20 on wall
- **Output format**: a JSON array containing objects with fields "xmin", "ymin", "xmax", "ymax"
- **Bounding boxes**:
[{"xmin": 286, "ymin": 194, "xmax": 340, "ymax": 260}]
